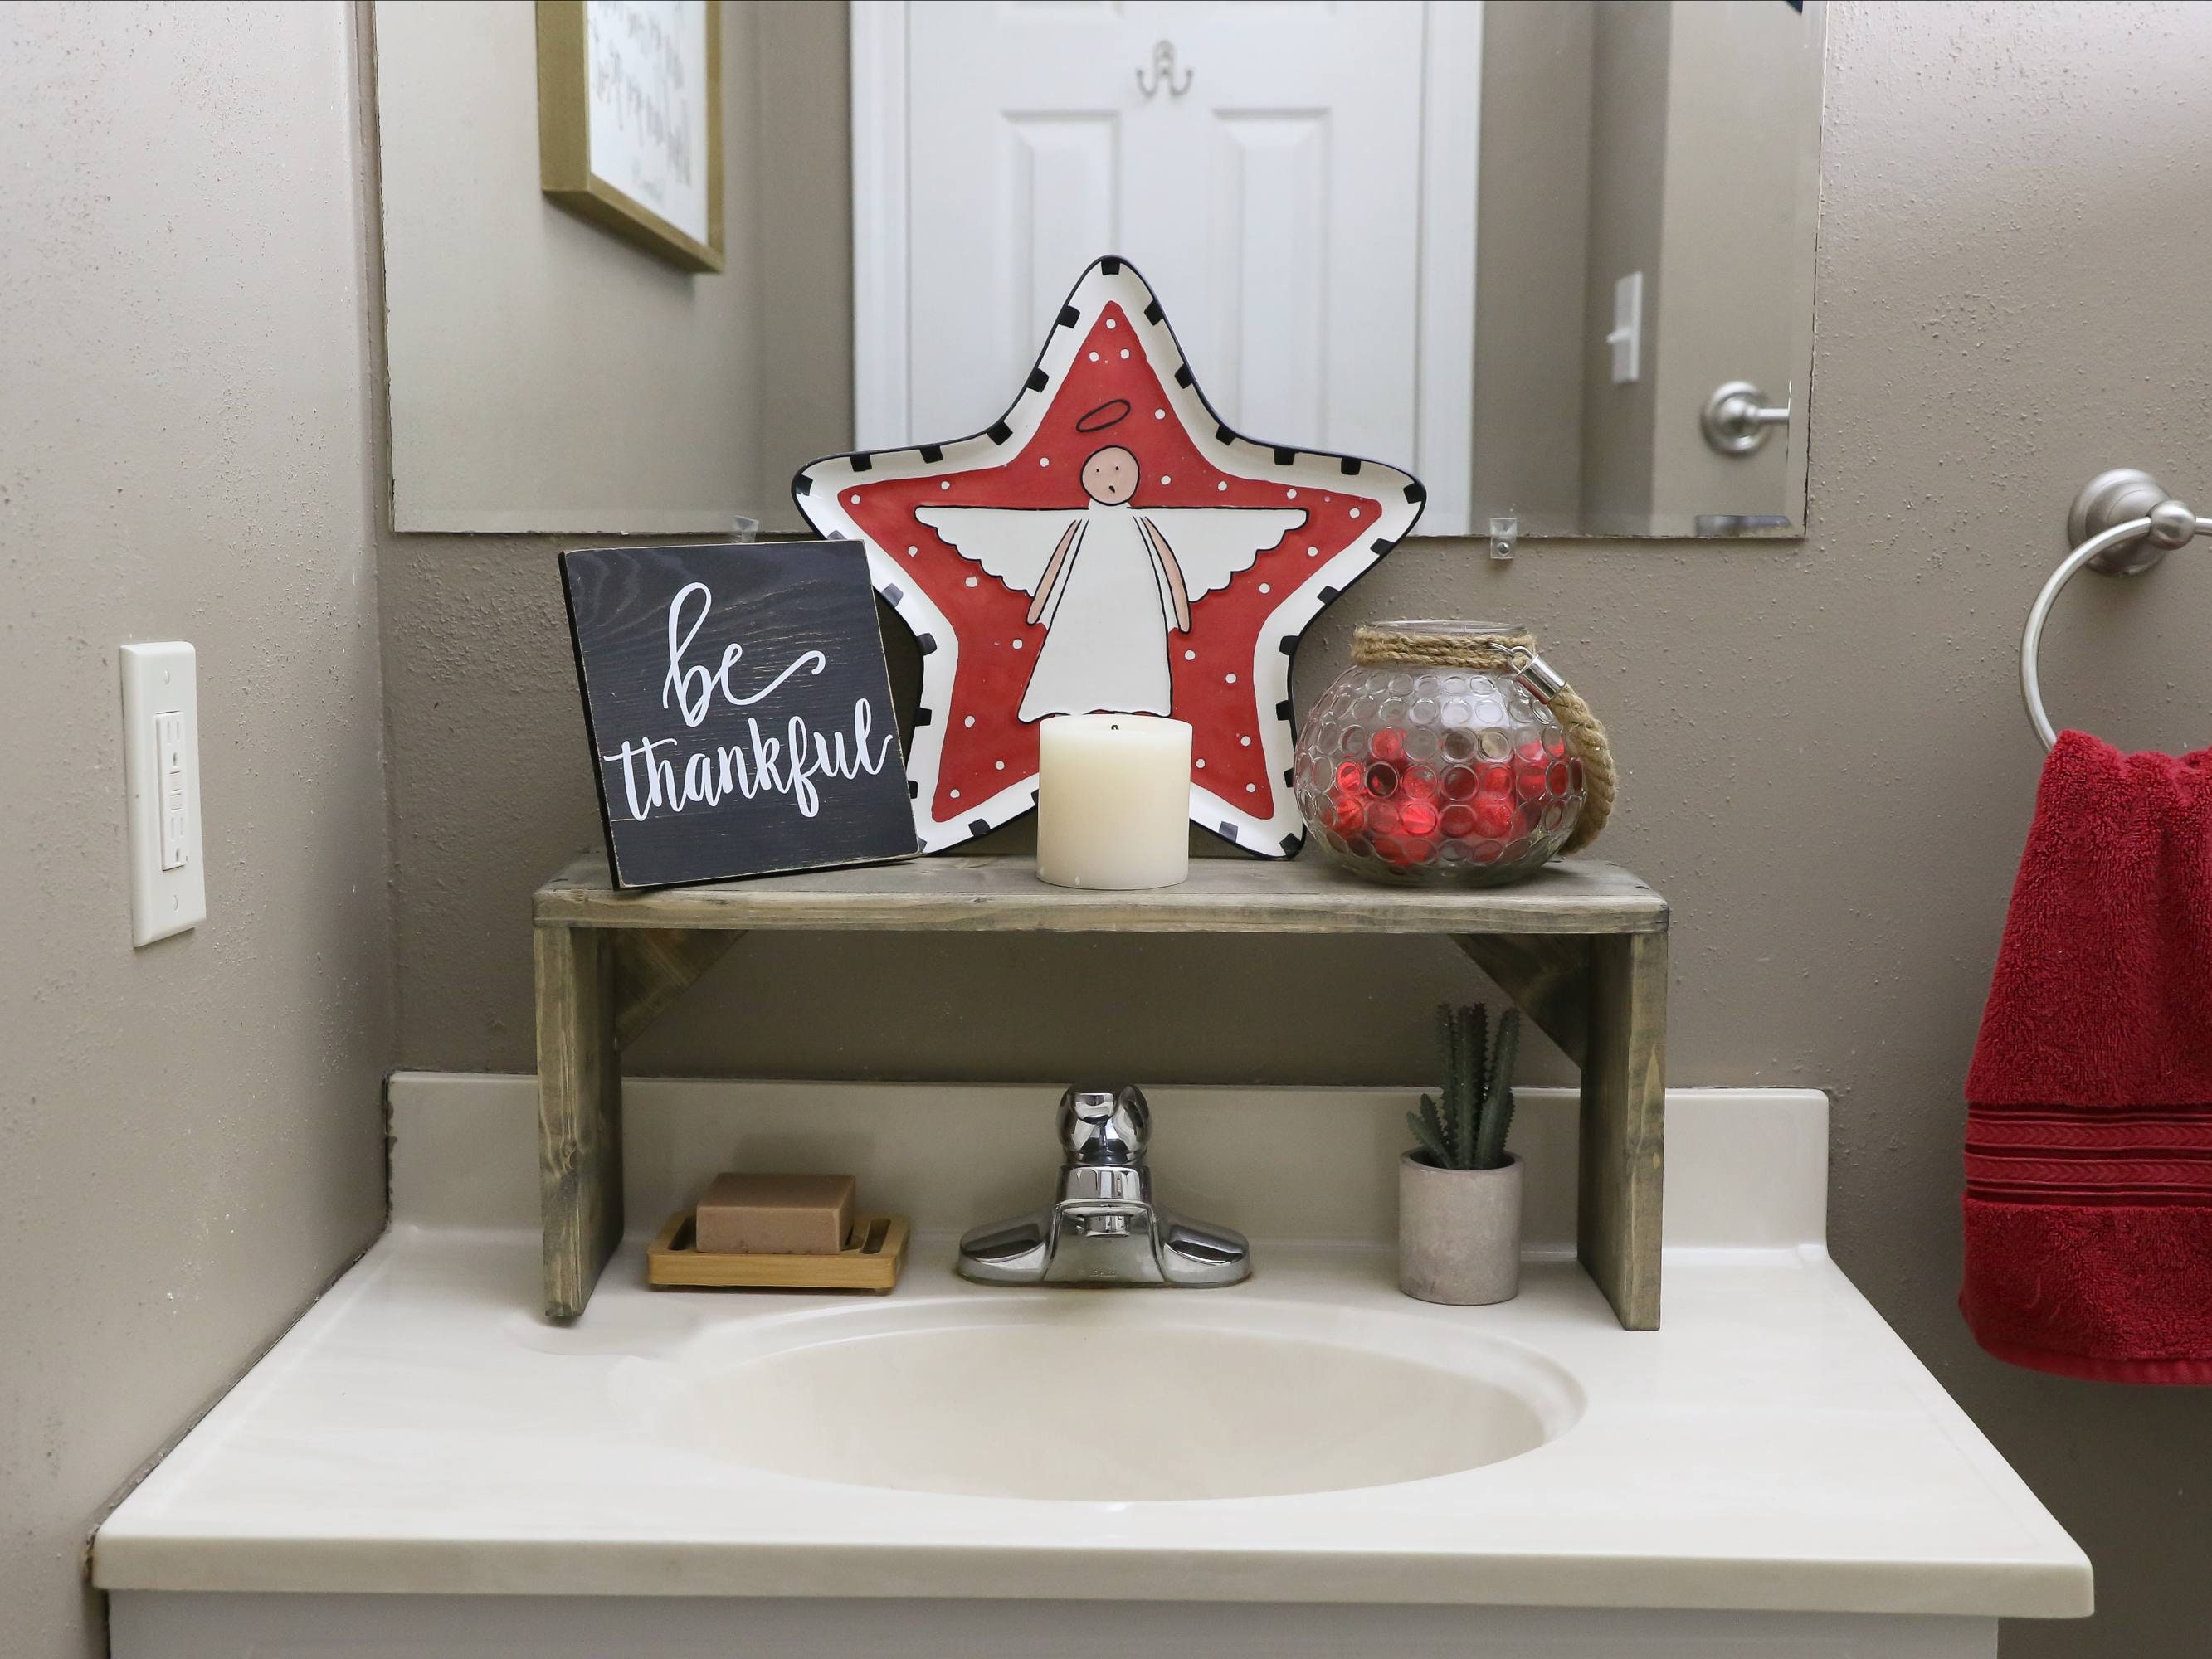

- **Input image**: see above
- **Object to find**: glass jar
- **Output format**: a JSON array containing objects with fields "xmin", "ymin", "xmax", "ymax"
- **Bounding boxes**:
[{"xmin": 1293, "ymin": 621, "xmax": 1586, "ymax": 886}]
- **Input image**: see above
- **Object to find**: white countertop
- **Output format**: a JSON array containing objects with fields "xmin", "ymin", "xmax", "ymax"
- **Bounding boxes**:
[{"xmin": 94, "ymin": 1223, "xmax": 2089, "ymax": 1616}]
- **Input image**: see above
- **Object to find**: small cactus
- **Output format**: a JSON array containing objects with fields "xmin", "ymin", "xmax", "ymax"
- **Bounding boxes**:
[{"xmin": 1406, "ymin": 1002, "xmax": 1521, "ymax": 1172}]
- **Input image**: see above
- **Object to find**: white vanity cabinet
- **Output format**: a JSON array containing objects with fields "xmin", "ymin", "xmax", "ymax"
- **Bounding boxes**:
[{"xmin": 114, "ymin": 1594, "xmax": 2000, "ymax": 1658}]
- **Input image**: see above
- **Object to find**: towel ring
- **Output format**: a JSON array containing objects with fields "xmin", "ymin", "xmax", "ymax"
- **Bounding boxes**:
[{"xmin": 2022, "ymin": 469, "xmax": 2209, "ymax": 750}]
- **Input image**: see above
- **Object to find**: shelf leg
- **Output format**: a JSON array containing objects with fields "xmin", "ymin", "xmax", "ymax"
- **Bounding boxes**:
[
  {"xmin": 537, "ymin": 923, "xmax": 620, "ymax": 1320},
  {"xmin": 1579, "ymin": 930, "xmax": 1667, "ymax": 1329}
]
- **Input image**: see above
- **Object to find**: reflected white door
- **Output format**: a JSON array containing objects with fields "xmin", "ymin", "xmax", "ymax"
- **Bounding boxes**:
[{"xmin": 856, "ymin": 0, "xmax": 1479, "ymax": 531}]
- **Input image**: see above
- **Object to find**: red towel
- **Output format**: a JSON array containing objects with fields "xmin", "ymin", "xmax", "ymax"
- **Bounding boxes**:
[{"xmin": 1962, "ymin": 730, "xmax": 2212, "ymax": 1382}]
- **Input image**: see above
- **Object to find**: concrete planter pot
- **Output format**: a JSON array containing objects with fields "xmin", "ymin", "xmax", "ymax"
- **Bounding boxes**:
[{"xmin": 1397, "ymin": 1151, "xmax": 1523, "ymax": 1306}]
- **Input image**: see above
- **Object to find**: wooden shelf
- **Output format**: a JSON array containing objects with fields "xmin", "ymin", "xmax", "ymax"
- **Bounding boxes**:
[
  {"xmin": 535, "ymin": 852, "xmax": 1668, "ymax": 935},
  {"xmin": 532, "ymin": 851, "xmax": 1669, "ymax": 1333}
]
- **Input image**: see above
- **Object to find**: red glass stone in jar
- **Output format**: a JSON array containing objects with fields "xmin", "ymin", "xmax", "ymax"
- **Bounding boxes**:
[{"xmin": 1292, "ymin": 620, "xmax": 1586, "ymax": 886}]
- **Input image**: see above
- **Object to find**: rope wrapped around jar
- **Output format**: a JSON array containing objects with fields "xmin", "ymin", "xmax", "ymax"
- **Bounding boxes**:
[{"xmin": 1349, "ymin": 622, "xmax": 1615, "ymax": 854}]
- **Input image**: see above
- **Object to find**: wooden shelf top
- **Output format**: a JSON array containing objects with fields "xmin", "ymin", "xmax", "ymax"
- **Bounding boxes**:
[{"xmin": 535, "ymin": 853, "xmax": 1668, "ymax": 937}]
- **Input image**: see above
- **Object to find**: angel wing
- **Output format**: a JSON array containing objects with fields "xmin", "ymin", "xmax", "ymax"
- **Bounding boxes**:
[
  {"xmin": 913, "ymin": 506, "xmax": 1081, "ymax": 598},
  {"xmin": 1134, "ymin": 508, "xmax": 1308, "ymax": 603}
]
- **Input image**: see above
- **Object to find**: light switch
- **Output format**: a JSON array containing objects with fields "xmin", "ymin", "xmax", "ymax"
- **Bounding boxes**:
[
  {"xmin": 120, "ymin": 643, "xmax": 207, "ymax": 946},
  {"xmin": 1608, "ymin": 271, "xmax": 1643, "ymax": 385},
  {"xmin": 156, "ymin": 711, "xmax": 188, "ymax": 869}
]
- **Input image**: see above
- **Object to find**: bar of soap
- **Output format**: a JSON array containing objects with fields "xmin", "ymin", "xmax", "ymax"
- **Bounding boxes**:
[{"xmin": 694, "ymin": 1172, "xmax": 856, "ymax": 1256}]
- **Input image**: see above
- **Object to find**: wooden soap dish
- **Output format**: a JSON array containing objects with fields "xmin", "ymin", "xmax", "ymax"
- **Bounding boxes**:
[{"xmin": 646, "ymin": 1209, "xmax": 910, "ymax": 1293}]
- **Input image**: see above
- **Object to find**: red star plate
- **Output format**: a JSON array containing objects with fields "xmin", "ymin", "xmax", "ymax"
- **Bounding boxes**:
[{"xmin": 792, "ymin": 255, "xmax": 1425, "ymax": 856}]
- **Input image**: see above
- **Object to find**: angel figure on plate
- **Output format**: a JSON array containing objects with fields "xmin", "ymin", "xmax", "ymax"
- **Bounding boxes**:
[{"xmin": 915, "ymin": 445, "xmax": 1307, "ymax": 721}]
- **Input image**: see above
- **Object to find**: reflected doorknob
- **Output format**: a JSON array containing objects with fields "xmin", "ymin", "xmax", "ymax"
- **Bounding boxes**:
[{"xmin": 1700, "ymin": 381, "xmax": 1791, "ymax": 455}]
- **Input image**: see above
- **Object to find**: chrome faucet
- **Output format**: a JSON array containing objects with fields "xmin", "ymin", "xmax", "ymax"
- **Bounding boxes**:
[{"xmin": 957, "ymin": 1085, "xmax": 1251, "ymax": 1287}]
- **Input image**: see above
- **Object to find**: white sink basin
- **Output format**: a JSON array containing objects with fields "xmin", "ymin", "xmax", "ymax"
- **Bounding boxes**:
[{"xmin": 643, "ymin": 1295, "xmax": 1584, "ymax": 1501}]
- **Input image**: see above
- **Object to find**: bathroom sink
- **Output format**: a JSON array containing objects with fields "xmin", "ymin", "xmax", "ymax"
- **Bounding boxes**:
[
  {"xmin": 641, "ymin": 1295, "xmax": 1583, "ymax": 1501},
  {"xmin": 99, "ymin": 1092, "xmax": 2096, "ymax": 1636}
]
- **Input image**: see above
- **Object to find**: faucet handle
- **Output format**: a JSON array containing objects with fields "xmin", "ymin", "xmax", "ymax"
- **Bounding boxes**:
[{"xmin": 1059, "ymin": 1084, "xmax": 1150, "ymax": 1165}]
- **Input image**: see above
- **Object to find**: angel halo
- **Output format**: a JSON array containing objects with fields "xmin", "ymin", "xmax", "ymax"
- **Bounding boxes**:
[{"xmin": 792, "ymin": 256, "xmax": 1426, "ymax": 857}]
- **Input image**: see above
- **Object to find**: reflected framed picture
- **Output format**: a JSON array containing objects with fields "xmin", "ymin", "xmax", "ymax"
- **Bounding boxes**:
[{"xmin": 534, "ymin": 0, "xmax": 724, "ymax": 273}]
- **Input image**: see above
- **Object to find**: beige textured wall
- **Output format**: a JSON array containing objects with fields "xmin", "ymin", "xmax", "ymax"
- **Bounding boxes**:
[
  {"xmin": 374, "ymin": 0, "xmax": 772, "ymax": 531},
  {"xmin": 382, "ymin": 5, "xmax": 2212, "ymax": 1652},
  {"xmin": 0, "ymin": 7, "xmax": 393, "ymax": 1659}
]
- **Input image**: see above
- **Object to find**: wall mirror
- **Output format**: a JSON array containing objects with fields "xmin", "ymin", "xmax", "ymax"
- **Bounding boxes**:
[{"xmin": 850, "ymin": 0, "xmax": 1825, "ymax": 541}]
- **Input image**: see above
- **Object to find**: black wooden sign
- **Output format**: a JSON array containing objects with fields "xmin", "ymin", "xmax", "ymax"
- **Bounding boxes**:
[{"xmin": 559, "ymin": 541, "xmax": 917, "ymax": 888}]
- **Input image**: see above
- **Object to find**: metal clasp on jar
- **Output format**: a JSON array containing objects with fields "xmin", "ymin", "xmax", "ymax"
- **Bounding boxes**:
[{"xmin": 1505, "ymin": 646, "xmax": 1566, "ymax": 706}]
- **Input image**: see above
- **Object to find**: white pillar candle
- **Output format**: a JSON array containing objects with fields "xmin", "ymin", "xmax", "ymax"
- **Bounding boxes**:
[{"xmin": 1035, "ymin": 714, "xmax": 1192, "ymax": 890}]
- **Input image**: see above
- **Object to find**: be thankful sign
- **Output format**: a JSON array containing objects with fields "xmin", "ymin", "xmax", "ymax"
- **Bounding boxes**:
[{"xmin": 559, "ymin": 541, "xmax": 917, "ymax": 888}]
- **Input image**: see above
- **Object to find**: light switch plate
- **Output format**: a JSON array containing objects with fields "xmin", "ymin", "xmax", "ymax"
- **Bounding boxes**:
[
  {"xmin": 1608, "ymin": 271, "xmax": 1643, "ymax": 385},
  {"xmin": 120, "ymin": 642, "xmax": 206, "ymax": 946}
]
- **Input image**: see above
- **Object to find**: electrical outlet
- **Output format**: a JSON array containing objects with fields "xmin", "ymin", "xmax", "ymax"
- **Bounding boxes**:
[{"xmin": 120, "ymin": 643, "xmax": 206, "ymax": 946}]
